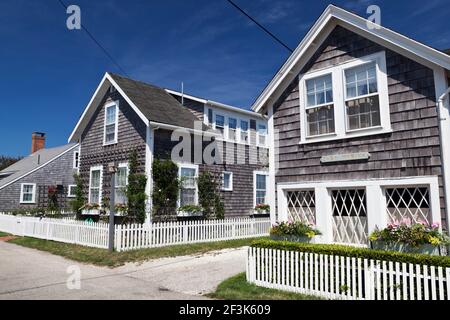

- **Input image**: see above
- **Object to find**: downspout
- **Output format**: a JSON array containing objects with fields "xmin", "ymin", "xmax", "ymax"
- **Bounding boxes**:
[{"xmin": 437, "ymin": 86, "xmax": 450, "ymax": 234}]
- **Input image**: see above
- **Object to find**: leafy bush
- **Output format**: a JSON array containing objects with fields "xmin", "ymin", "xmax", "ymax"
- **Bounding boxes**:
[
  {"xmin": 70, "ymin": 173, "xmax": 85, "ymax": 220},
  {"xmin": 254, "ymin": 204, "xmax": 270, "ymax": 213},
  {"xmin": 126, "ymin": 150, "xmax": 147, "ymax": 224},
  {"xmin": 178, "ymin": 205, "xmax": 202, "ymax": 214},
  {"xmin": 152, "ymin": 158, "xmax": 180, "ymax": 220},
  {"xmin": 251, "ymin": 239, "xmax": 450, "ymax": 268},
  {"xmin": 369, "ymin": 222, "xmax": 449, "ymax": 247},
  {"xmin": 270, "ymin": 221, "xmax": 321, "ymax": 238},
  {"xmin": 198, "ymin": 170, "xmax": 224, "ymax": 219}
]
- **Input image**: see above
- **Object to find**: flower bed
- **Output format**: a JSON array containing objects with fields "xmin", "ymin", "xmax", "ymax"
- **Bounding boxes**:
[
  {"xmin": 270, "ymin": 221, "xmax": 321, "ymax": 243},
  {"xmin": 369, "ymin": 221, "xmax": 449, "ymax": 256}
]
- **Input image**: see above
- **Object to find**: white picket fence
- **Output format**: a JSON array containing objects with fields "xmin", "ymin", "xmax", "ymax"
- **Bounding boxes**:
[
  {"xmin": 247, "ymin": 247, "xmax": 450, "ymax": 300},
  {"xmin": 115, "ymin": 218, "xmax": 271, "ymax": 252},
  {"xmin": 0, "ymin": 214, "xmax": 108, "ymax": 249},
  {"xmin": 0, "ymin": 214, "xmax": 270, "ymax": 251}
]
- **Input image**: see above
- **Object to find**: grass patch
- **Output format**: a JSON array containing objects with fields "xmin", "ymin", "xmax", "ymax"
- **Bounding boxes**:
[
  {"xmin": 207, "ymin": 273, "xmax": 321, "ymax": 300},
  {"xmin": 0, "ymin": 231, "xmax": 11, "ymax": 237},
  {"xmin": 8, "ymin": 237, "xmax": 267, "ymax": 268}
]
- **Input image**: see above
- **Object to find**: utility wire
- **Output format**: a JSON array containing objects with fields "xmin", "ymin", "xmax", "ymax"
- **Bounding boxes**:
[
  {"xmin": 225, "ymin": 0, "xmax": 293, "ymax": 53},
  {"xmin": 57, "ymin": 0, "xmax": 130, "ymax": 77}
]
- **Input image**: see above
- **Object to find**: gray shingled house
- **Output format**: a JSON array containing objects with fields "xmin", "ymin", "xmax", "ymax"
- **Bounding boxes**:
[
  {"xmin": 0, "ymin": 133, "xmax": 79, "ymax": 212},
  {"xmin": 252, "ymin": 5, "xmax": 450, "ymax": 245},
  {"xmin": 68, "ymin": 73, "xmax": 269, "ymax": 221}
]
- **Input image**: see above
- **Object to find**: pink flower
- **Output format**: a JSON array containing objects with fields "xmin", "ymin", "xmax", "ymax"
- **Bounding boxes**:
[{"xmin": 432, "ymin": 222, "xmax": 440, "ymax": 229}]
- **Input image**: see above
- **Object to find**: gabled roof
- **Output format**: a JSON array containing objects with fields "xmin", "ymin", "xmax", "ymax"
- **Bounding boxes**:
[
  {"xmin": 69, "ymin": 73, "xmax": 209, "ymax": 143},
  {"xmin": 252, "ymin": 4, "xmax": 450, "ymax": 113},
  {"xmin": 0, "ymin": 143, "xmax": 79, "ymax": 190}
]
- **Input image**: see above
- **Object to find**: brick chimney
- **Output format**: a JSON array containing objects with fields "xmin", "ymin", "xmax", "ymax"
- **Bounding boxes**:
[{"xmin": 31, "ymin": 132, "xmax": 46, "ymax": 154}]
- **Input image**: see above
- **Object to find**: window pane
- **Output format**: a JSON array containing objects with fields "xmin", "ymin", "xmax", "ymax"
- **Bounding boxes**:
[
  {"xmin": 90, "ymin": 190, "xmax": 99, "ymax": 204},
  {"xmin": 229, "ymin": 118, "xmax": 237, "ymax": 129},
  {"xmin": 345, "ymin": 63, "xmax": 377, "ymax": 99},
  {"xmin": 105, "ymin": 124, "xmax": 116, "ymax": 142},
  {"xmin": 181, "ymin": 168, "xmax": 196, "ymax": 188},
  {"xmin": 208, "ymin": 109, "xmax": 213, "ymax": 125},
  {"xmin": 116, "ymin": 167, "xmax": 127, "ymax": 187},
  {"xmin": 256, "ymin": 191, "xmax": 266, "ymax": 205},
  {"xmin": 346, "ymin": 95, "xmax": 381, "ymax": 130},
  {"xmin": 306, "ymin": 105, "xmax": 335, "ymax": 136},
  {"xmin": 90, "ymin": 170, "xmax": 101, "ymax": 188},
  {"xmin": 106, "ymin": 106, "xmax": 116, "ymax": 125},
  {"xmin": 223, "ymin": 173, "xmax": 231, "ymax": 189},
  {"xmin": 306, "ymin": 74, "xmax": 333, "ymax": 108},
  {"xmin": 216, "ymin": 115, "xmax": 225, "ymax": 127},
  {"xmin": 180, "ymin": 189, "xmax": 196, "ymax": 206},
  {"xmin": 256, "ymin": 174, "xmax": 266, "ymax": 190}
]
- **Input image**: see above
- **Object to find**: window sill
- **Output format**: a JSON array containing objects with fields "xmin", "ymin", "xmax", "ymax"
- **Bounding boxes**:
[
  {"xmin": 20, "ymin": 202, "xmax": 35, "ymax": 204},
  {"xmin": 103, "ymin": 141, "xmax": 118, "ymax": 147},
  {"xmin": 299, "ymin": 128, "xmax": 393, "ymax": 145}
]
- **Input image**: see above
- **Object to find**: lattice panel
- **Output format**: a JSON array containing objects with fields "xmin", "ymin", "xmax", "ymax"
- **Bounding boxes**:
[
  {"xmin": 385, "ymin": 187, "xmax": 431, "ymax": 225},
  {"xmin": 286, "ymin": 190, "xmax": 316, "ymax": 225},
  {"xmin": 331, "ymin": 189, "xmax": 368, "ymax": 245}
]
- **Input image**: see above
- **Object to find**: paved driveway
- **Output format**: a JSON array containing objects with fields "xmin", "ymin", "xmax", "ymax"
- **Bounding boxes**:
[{"xmin": 0, "ymin": 241, "xmax": 247, "ymax": 300}]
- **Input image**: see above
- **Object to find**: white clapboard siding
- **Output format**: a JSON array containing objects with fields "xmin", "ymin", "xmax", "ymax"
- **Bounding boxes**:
[
  {"xmin": 115, "ymin": 218, "xmax": 271, "ymax": 252},
  {"xmin": 247, "ymin": 247, "xmax": 450, "ymax": 300},
  {"xmin": 0, "ymin": 214, "xmax": 108, "ymax": 249}
]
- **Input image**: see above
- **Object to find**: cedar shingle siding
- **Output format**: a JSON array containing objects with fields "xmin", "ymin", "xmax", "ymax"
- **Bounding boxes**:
[
  {"xmin": 79, "ymin": 90, "xmax": 147, "ymax": 206},
  {"xmin": 273, "ymin": 26, "xmax": 446, "ymax": 225},
  {"xmin": 0, "ymin": 150, "xmax": 76, "ymax": 211}
]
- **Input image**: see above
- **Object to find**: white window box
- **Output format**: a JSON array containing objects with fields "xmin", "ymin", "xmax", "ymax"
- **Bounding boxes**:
[
  {"xmin": 177, "ymin": 211, "xmax": 203, "ymax": 218},
  {"xmin": 82, "ymin": 209, "xmax": 100, "ymax": 216}
]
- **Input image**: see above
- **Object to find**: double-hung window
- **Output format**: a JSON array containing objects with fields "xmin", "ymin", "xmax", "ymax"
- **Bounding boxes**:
[
  {"xmin": 89, "ymin": 166, "xmax": 102, "ymax": 204},
  {"xmin": 240, "ymin": 120, "xmax": 249, "ymax": 143},
  {"xmin": 257, "ymin": 124, "xmax": 267, "ymax": 146},
  {"xmin": 104, "ymin": 102, "xmax": 119, "ymax": 145},
  {"xmin": 345, "ymin": 62, "xmax": 381, "ymax": 131},
  {"xmin": 73, "ymin": 151, "xmax": 80, "ymax": 169},
  {"xmin": 228, "ymin": 118, "xmax": 237, "ymax": 141},
  {"xmin": 254, "ymin": 172, "xmax": 268, "ymax": 206},
  {"xmin": 300, "ymin": 51, "xmax": 390, "ymax": 144},
  {"xmin": 67, "ymin": 185, "xmax": 77, "ymax": 198},
  {"xmin": 305, "ymin": 74, "xmax": 335, "ymax": 137},
  {"xmin": 115, "ymin": 163, "xmax": 128, "ymax": 204},
  {"xmin": 179, "ymin": 165, "xmax": 198, "ymax": 207},
  {"xmin": 215, "ymin": 114, "xmax": 225, "ymax": 138},
  {"xmin": 222, "ymin": 171, "xmax": 233, "ymax": 191},
  {"xmin": 20, "ymin": 183, "xmax": 36, "ymax": 204}
]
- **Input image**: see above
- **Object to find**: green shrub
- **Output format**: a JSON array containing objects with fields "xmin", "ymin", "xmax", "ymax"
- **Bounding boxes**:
[
  {"xmin": 251, "ymin": 239, "xmax": 450, "ymax": 268},
  {"xmin": 126, "ymin": 150, "xmax": 148, "ymax": 224},
  {"xmin": 152, "ymin": 158, "xmax": 180, "ymax": 220},
  {"xmin": 198, "ymin": 170, "xmax": 224, "ymax": 219},
  {"xmin": 270, "ymin": 221, "xmax": 321, "ymax": 238}
]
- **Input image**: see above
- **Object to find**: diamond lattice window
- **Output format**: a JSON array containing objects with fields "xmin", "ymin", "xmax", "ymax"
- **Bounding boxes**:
[
  {"xmin": 287, "ymin": 190, "xmax": 316, "ymax": 225},
  {"xmin": 331, "ymin": 189, "xmax": 368, "ymax": 245},
  {"xmin": 385, "ymin": 187, "xmax": 431, "ymax": 225}
]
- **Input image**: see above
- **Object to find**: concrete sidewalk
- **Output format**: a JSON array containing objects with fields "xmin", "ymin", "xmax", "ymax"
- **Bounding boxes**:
[{"xmin": 0, "ymin": 241, "xmax": 247, "ymax": 300}]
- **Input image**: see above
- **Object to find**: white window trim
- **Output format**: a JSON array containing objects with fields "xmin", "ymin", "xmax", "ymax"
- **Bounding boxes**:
[
  {"xmin": 67, "ymin": 185, "xmax": 77, "ymax": 198},
  {"xmin": 239, "ymin": 119, "xmax": 250, "ymax": 145},
  {"xmin": 299, "ymin": 51, "xmax": 392, "ymax": 144},
  {"xmin": 253, "ymin": 171, "xmax": 269, "ymax": 207},
  {"xmin": 88, "ymin": 165, "xmax": 103, "ymax": 205},
  {"xmin": 73, "ymin": 150, "xmax": 80, "ymax": 170},
  {"xmin": 20, "ymin": 183, "xmax": 36, "ymax": 204},
  {"xmin": 177, "ymin": 163, "xmax": 199, "ymax": 208},
  {"xmin": 257, "ymin": 122, "xmax": 268, "ymax": 147},
  {"xmin": 115, "ymin": 162, "xmax": 129, "ymax": 204},
  {"xmin": 221, "ymin": 171, "xmax": 233, "ymax": 191},
  {"xmin": 103, "ymin": 101, "xmax": 119, "ymax": 146},
  {"xmin": 277, "ymin": 176, "xmax": 441, "ymax": 245},
  {"xmin": 228, "ymin": 117, "xmax": 238, "ymax": 142}
]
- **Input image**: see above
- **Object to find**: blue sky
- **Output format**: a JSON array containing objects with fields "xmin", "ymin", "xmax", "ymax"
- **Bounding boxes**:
[{"xmin": 1, "ymin": 0, "xmax": 449, "ymax": 157}]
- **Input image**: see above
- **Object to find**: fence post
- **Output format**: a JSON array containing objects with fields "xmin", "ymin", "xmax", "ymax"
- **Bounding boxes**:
[
  {"xmin": 183, "ymin": 222, "xmax": 188, "ymax": 243},
  {"xmin": 75, "ymin": 224, "xmax": 80, "ymax": 245},
  {"xmin": 232, "ymin": 223, "xmax": 236, "ymax": 239}
]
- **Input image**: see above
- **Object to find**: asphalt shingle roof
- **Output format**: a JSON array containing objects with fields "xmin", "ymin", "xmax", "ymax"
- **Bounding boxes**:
[
  {"xmin": 109, "ymin": 73, "xmax": 209, "ymax": 131},
  {"xmin": 0, "ymin": 143, "xmax": 78, "ymax": 190}
]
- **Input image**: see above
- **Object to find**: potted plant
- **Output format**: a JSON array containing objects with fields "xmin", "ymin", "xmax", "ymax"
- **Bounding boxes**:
[
  {"xmin": 254, "ymin": 204, "xmax": 270, "ymax": 215},
  {"xmin": 270, "ymin": 220, "xmax": 321, "ymax": 243},
  {"xmin": 81, "ymin": 203, "xmax": 100, "ymax": 215},
  {"xmin": 369, "ymin": 221, "xmax": 449, "ymax": 256},
  {"xmin": 177, "ymin": 205, "xmax": 203, "ymax": 217}
]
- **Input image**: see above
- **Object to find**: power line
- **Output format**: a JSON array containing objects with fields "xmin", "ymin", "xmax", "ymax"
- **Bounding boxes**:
[
  {"xmin": 57, "ymin": 0, "xmax": 129, "ymax": 77},
  {"xmin": 225, "ymin": 0, "xmax": 293, "ymax": 53}
]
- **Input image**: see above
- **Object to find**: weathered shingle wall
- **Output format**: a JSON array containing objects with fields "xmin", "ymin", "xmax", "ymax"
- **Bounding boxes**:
[
  {"xmin": 79, "ymin": 90, "xmax": 147, "ymax": 206},
  {"xmin": 0, "ymin": 148, "xmax": 77, "ymax": 211},
  {"xmin": 273, "ymin": 26, "xmax": 446, "ymax": 225},
  {"xmin": 154, "ymin": 129, "xmax": 268, "ymax": 217}
]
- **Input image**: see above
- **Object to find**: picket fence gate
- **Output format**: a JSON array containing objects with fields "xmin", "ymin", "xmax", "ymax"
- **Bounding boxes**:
[
  {"xmin": 247, "ymin": 247, "xmax": 450, "ymax": 300},
  {"xmin": 115, "ymin": 218, "xmax": 271, "ymax": 252},
  {"xmin": 0, "ymin": 214, "xmax": 270, "ymax": 251}
]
